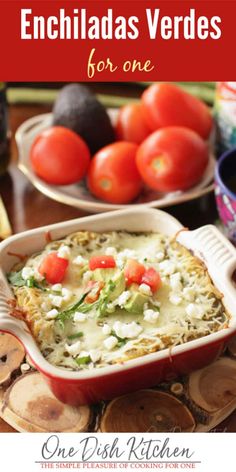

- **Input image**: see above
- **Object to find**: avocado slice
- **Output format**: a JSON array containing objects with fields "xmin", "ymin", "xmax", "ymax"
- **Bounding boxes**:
[
  {"xmin": 97, "ymin": 271, "xmax": 126, "ymax": 316},
  {"xmin": 124, "ymin": 291, "xmax": 149, "ymax": 314},
  {"xmin": 52, "ymin": 83, "xmax": 115, "ymax": 154},
  {"xmin": 108, "ymin": 271, "xmax": 126, "ymax": 302},
  {"xmin": 97, "ymin": 269, "xmax": 125, "ymax": 302},
  {"xmin": 93, "ymin": 269, "xmax": 126, "ymax": 301}
]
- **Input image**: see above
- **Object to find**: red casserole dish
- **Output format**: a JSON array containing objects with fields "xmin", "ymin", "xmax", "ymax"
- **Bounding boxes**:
[{"xmin": 0, "ymin": 208, "xmax": 235, "ymax": 405}]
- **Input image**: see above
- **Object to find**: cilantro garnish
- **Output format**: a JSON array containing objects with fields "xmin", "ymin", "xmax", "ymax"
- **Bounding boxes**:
[
  {"xmin": 75, "ymin": 355, "xmax": 91, "ymax": 365},
  {"xmin": 56, "ymin": 277, "xmax": 118, "ymax": 328},
  {"xmin": 8, "ymin": 270, "xmax": 46, "ymax": 291},
  {"xmin": 67, "ymin": 332, "xmax": 84, "ymax": 341},
  {"xmin": 56, "ymin": 292, "xmax": 89, "ymax": 327},
  {"xmin": 7, "ymin": 271, "xmax": 26, "ymax": 287},
  {"xmin": 111, "ymin": 330, "xmax": 128, "ymax": 348}
]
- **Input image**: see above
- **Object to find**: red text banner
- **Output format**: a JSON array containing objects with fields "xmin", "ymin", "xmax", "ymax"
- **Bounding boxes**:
[{"xmin": 0, "ymin": 0, "xmax": 235, "ymax": 81}]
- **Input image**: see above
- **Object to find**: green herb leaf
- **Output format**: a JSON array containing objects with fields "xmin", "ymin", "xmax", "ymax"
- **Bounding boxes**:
[
  {"xmin": 8, "ymin": 271, "xmax": 46, "ymax": 291},
  {"xmin": 97, "ymin": 279, "xmax": 116, "ymax": 318},
  {"xmin": 51, "ymin": 288, "xmax": 62, "ymax": 295},
  {"xmin": 56, "ymin": 292, "xmax": 90, "ymax": 326},
  {"xmin": 26, "ymin": 276, "xmax": 46, "ymax": 290},
  {"xmin": 117, "ymin": 339, "xmax": 127, "ymax": 348},
  {"xmin": 7, "ymin": 271, "xmax": 25, "ymax": 287},
  {"xmin": 67, "ymin": 332, "xmax": 84, "ymax": 341},
  {"xmin": 75, "ymin": 355, "xmax": 91, "ymax": 365},
  {"xmin": 75, "ymin": 300, "xmax": 100, "ymax": 314},
  {"xmin": 111, "ymin": 330, "xmax": 128, "ymax": 348}
]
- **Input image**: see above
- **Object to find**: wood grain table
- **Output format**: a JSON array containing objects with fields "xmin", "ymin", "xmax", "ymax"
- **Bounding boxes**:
[{"xmin": 0, "ymin": 87, "xmax": 235, "ymax": 432}]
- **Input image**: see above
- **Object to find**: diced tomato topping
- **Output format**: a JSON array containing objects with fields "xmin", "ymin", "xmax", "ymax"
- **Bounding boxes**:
[
  {"xmin": 141, "ymin": 267, "xmax": 162, "ymax": 293},
  {"xmin": 39, "ymin": 252, "xmax": 69, "ymax": 284},
  {"xmin": 89, "ymin": 255, "xmax": 116, "ymax": 270},
  {"xmin": 124, "ymin": 259, "xmax": 145, "ymax": 286},
  {"xmin": 85, "ymin": 281, "xmax": 104, "ymax": 303}
]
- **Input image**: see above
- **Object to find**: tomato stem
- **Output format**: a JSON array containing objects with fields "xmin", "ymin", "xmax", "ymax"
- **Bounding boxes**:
[
  {"xmin": 99, "ymin": 178, "xmax": 112, "ymax": 190},
  {"xmin": 151, "ymin": 156, "xmax": 165, "ymax": 172}
]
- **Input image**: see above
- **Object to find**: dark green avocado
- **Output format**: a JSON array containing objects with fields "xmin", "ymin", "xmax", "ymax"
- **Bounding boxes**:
[{"xmin": 52, "ymin": 83, "xmax": 115, "ymax": 154}]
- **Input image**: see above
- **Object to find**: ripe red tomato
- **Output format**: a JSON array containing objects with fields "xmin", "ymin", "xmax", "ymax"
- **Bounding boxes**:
[
  {"xmin": 39, "ymin": 253, "xmax": 69, "ymax": 284},
  {"xmin": 124, "ymin": 259, "xmax": 145, "ymax": 286},
  {"xmin": 89, "ymin": 255, "xmax": 116, "ymax": 270},
  {"xmin": 141, "ymin": 268, "xmax": 162, "ymax": 293},
  {"xmin": 142, "ymin": 83, "xmax": 213, "ymax": 139},
  {"xmin": 30, "ymin": 126, "xmax": 90, "ymax": 185},
  {"xmin": 87, "ymin": 142, "xmax": 142, "ymax": 204},
  {"xmin": 136, "ymin": 127, "xmax": 209, "ymax": 192},
  {"xmin": 116, "ymin": 103, "xmax": 151, "ymax": 145}
]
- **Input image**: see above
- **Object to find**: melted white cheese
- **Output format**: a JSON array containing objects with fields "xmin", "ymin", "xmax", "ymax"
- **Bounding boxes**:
[{"xmin": 12, "ymin": 231, "xmax": 228, "ymax": 371}]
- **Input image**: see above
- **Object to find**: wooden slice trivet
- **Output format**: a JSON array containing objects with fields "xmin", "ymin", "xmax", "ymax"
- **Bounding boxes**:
[
  {"xmin": 0, "ymin": 372, "xmax": 92, "ymax": 432},
  {"xmin": 0, "ymin": 332, "xmax": 236, "ymax": 433},
  {"xmin": 189, "ymin": 357, "xmax": 236, "ymax": 431},
  {"xmin": 100, "ymin": 390, "xmax": 196, "ymax": 432},
  {"xmin": 0, "ymin": 333, "xmax": 25, "ymax": 387},
  {"xmin": 99, "ymin": 357, "xmax": 236, "ymax": 432}
]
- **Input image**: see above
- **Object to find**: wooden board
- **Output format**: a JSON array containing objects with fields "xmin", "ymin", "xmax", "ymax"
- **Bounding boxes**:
[{"xmin": 0, "ymin": 333, "xmax": 236, "ymax": 433}]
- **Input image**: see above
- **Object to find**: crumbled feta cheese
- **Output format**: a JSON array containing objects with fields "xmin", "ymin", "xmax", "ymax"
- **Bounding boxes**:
[
  {"xmin": 183, "ymin": 287, "xmax": 195, "ymax": 302},
  {"xmin": 143, "ymin": 309, "xmax": 159, "ymax": 324},
  {"xmin": 159, "ymin": 260, "xmax": 176, "ymax": 275},
  {"xmin": 73, "ymin": 255, "xmax": 87, "ymax": 266},
  {"xmin": 61, "ymin": 287, "xmax": 72, "ymax": 302},
  {"xmin": 51, "ymin": 283, "xmax": 62, "ymax": 292},
  {"xmin": 118, "ymin": 291, "xmax": 131, "ymax": 307},
  {"xmin": 57, "ymin": 245, "xmax": 71, "ymax": 259},
  {"xmin": 169, "ymin": 293, "xmax": 182, "ymax": 306},
  {"xmin": 65, "ymin": 340, "xmax": 81, "ymax": 356},
  {"xmin": 156, "ymin": 251, "xmax": 165, "ymax": 262},
  {"xmin": 83, "ymin": 271, "xmax": 93, "ymax": 283},
  {"xmin": 89, "ymin": 350, "xmax": 101, "ymax": 363},
  {"xmin": 105, "ymin": 247, "xmax": 117, "ymax": 256},
  {"xmin": 113, "ymin": 321, "xmax": 143, "ymax": 339},
  {"xmin": 46, "ymin": 308, "xmax": 59, "ymax": 320},
  {"xmin": 139, "ymin": 283, "xmax": 152, "ymax": 296},
  {"xmin": 102, "ymin": 324, "xmax": 112, "ymax": 335},
  {"xmin": 49, "ymin": 294, "xmax": 63, "ymax": 308},
  {"xmin": 74, "ymin": 312, "xmax": 87, "ymax": 323},
  {"xmin": 116, "ymin": 249, "xmax": 136, "ymax": 268},
  {"xmin": 121, "ymin": 249, "xmax": 136, "ymax": 259},
  {"xmin": 116, "ymin": 258, "xmax": 124, "ymax": 269},
  {"xmin": 104, "ymin": 336, "xmax": 118, "ymax": 351},
  {"xmin": 169, "ymin": 273, "xmax": 182, "ymax": 292},
  {"xmin": 21, "ymin": 267, "xmax": 34, "ymax": 280},
  {"xmin": 186, "ymin": 303, "xmax": 204, "ymax": 319}
]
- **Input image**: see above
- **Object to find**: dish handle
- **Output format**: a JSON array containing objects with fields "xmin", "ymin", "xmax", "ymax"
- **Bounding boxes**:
[
  {"xmin": 15, "ymin": 113, "xmax": 51, "ymax": 157},
  {"xmin": 0, "ymin": 276, "xmax": 29, "ymax": 344},
  {"xmin": 177, "ymin": 224, "xmax": 236, "ymax": 302}
]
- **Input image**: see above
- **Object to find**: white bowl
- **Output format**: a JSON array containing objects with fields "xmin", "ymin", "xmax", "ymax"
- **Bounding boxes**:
[{"xmin": 15, "ymin": 112, "xmax": 215, "ymax": 213}]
